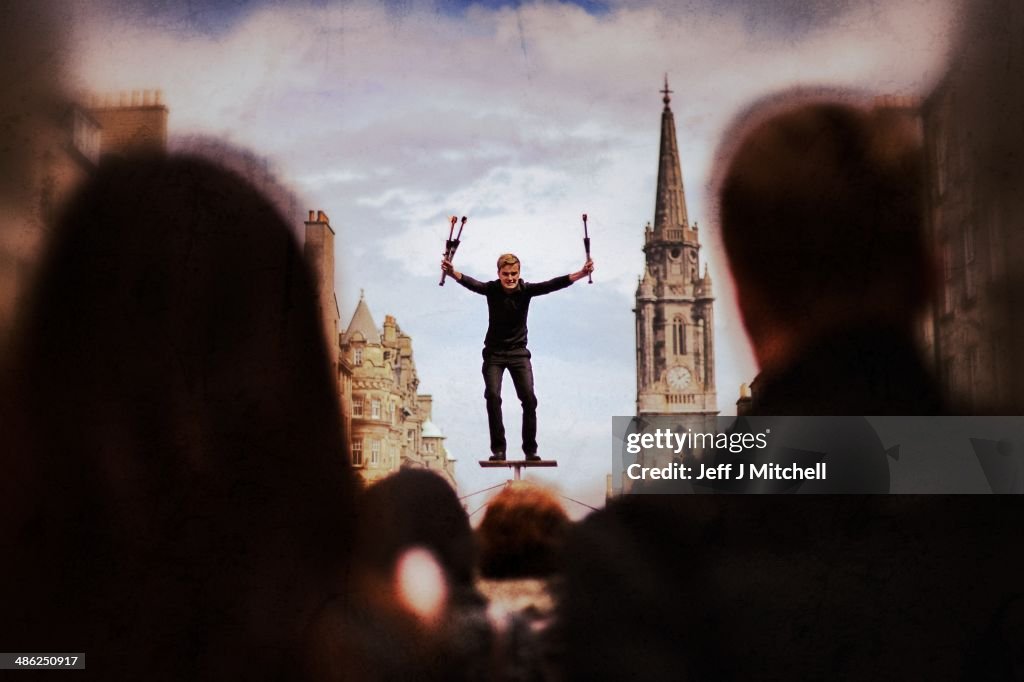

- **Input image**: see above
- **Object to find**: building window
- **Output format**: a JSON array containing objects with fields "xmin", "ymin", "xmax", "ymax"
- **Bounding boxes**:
[
  {"xmin": 371, "ymin": 440, "xmax": 381, "ymax": 465},
  {"xmin": 352, "ymin": 440, "xmax": 363, "ymax": 466},
  {"xmin": 371, "ymin": 400, "xmax": 381, "ymax": 419},
  {"xmin": 935, "ymin": 129, "xmax": 947, "ymax": 198},
  {"xmin": 992, "ymin": 338, "xmax": 1004, "ymax": 403},
  {"xmin": 353, "ymin": 348, "xmax": 362, "ymax": 366},
  {"xmin": 72, "ymin": 109, "xmax": 101, "ymax": 164},
  {"xmin": 407, "ymin": 430, "xmax": 415, "ymax": 444},
  {"xmin": 942, "ymin": 242, "xmax": 954, "ymax": 315},
  {"xmin": 964, "ymin": 222, "xmax": 976, "ymax": 301},
  {"xmin": 353, "ymin": 398, "xmax": 363, "ymax": 417},
  {"xmin": 671, "ymin": 316, "xmax": 686, "ymax": 355},
  {"xmin": 967, "ymin": 347, "xmax": 979, "ymax": 405},
  {"xmin": 943, "ymin": 356, "xmax": 956, "ymax": 395},
  {"xmin": 989, "ymin": 207, "xmax": 1003, "ymax": 279}
]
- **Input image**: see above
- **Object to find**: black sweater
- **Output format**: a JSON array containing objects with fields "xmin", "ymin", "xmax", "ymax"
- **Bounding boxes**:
[{"xmin": 456, "ymin": 274, "xmax": 573, "ymax": 351}]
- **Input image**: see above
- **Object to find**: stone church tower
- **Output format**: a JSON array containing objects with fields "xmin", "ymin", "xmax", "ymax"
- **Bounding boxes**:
[{"xmin": 635, "ymin": 78, "xmax": 718, "ymax": 426}]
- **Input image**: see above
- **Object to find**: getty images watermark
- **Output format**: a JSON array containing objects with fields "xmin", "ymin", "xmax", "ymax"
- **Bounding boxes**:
[{"xmin": 611, "ymin": 416, "xmax": 1024, "ymax": 494}]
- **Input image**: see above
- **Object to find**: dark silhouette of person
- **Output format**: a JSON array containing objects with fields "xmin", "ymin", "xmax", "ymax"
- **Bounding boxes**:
[
  {"xmin": 557, "ymin": 492, "xmax": 1024, "ymax": 681},
  {"xmin": 557, "ymin": 93, "xmax": 1024, "ymax": 682},
  {"xmin": 1, "ymin": 154, "xmax": 355, "ymax": 681},
  {"xmin": 306, "ymin": 468, "xmax": 492, "ymax": 682},
  {"xmin": 355, "ymin": 468, "xmax": 479, "ymax": 599},
  {"xmin": 477, "ymin": 483, "xmax": 571, "ymax": 681},
  {"xmin": 478, "ymin": 482, "xmax": 570, "ymax": 581},
  {"xmin": 716, "ymin": 94, "xmax": 944, "ymax": 415}
]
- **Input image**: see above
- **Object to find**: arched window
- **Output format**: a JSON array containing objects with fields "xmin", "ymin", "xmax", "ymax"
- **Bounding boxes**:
[{"xmin": 671, "ymin": 316, "xmax": 686, "ymax": 355}]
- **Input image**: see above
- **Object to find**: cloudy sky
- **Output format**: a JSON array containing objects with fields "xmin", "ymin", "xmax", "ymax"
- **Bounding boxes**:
[{"xmin": 67, "ymin": 0, "xmax": 961, "ymax": 516}]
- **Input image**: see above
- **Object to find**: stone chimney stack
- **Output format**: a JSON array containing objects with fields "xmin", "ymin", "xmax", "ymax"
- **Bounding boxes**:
[
  {"xmin": 417, "ymin": 394, "xmax": 433, "ymax": 420},
  {"xmin": 87, "ymin": 88, "xmax": 169, "ymax": 157},
  {"xmin": 303, "ymin": 209, "xmax": 339, "ymax": 375}
]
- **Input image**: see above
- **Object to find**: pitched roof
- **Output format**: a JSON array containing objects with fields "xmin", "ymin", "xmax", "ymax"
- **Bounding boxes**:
[{"xmin": 343, "ymin": 292, "xmax": 380, "ymax": 344}]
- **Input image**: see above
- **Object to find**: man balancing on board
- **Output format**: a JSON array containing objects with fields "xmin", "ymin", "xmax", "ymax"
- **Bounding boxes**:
[{"xmin": 441, "ymin": 253, "xmax": 594, "ymax": 462}]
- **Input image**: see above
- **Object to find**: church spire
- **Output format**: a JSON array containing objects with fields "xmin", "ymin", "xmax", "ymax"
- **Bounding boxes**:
[{"xmin": 653, "ymin": 75, "xmax": 689, "ymax": 237}]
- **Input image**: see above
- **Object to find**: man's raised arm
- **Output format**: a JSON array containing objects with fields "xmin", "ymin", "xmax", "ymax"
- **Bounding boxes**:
[
  {"xmin": 527, "ymin": 258, "xmax": 595, "ymax": 296},
  {"xmin": 441, "ymin": 258, "xmax": 488, "ymax": 294}
]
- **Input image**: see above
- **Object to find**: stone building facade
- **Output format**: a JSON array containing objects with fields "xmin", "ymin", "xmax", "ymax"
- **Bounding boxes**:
[
  {"xmin": 634, "ymin": 79, "xmax": 719, "ymax": 432},
  {"xmin": 1, "ymin": 90, "xmax": 168, "ymax": 353},
  {"xmin": 919, "ymin": 2, "xmax": 1024, "ymax": 413},
  {"xmin": 340, "ymin": 293, "xmax": 456, "ymax": 488}
]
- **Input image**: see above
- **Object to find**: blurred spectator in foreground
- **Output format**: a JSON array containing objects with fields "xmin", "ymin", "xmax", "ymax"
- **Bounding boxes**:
[
  {"xmin": 477, "ymin": 483, "xmax": 571, "ymax": 681},
  {"xmin": 305, "ymin": 468, "xmax": 492, "ymax": 681},
  {"xmin": 0, "ymin": 0, "xmax": 72, "ymax": 356},
  {"xmin": 1, "ymin": 154, "xmax": 355, "ymax": 681},
  {"xmin": 558, "ymin": 494, "xmax": 1024, "ymax": 681},
  {"xmin": 716, "ymin": 94, "xmax": 944, "ymax": 415},
  {"xmin": 557, "ymin": 92, "xmax": 1024, "ymax": 682}
]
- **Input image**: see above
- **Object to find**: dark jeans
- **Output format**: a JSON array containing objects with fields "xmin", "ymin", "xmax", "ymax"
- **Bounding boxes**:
[{"xmin": 482, "ymin": 348, "xmax": 537, "ymax": 456}]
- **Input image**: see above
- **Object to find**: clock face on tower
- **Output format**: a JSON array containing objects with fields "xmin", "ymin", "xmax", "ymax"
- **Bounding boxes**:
[{"xmin": 666, "ymin": 366, "xmax": 693, "ymax": 391}]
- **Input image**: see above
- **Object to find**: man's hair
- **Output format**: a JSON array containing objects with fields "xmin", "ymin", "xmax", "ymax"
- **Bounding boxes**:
[
  {"xmin": 496, "ymin": 253, "xmax": 520, "ymax": 270},
  {"xmin": 477, "ymin": 483, "xmax": 569, "ymax": 579},
  {"xmin": 717, "ymin": 97, "xmax": 928, "ymax": 326}
]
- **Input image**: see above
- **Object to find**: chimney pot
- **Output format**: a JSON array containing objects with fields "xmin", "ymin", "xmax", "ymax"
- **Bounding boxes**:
[{"xmin": 308, "ymin": 210, "xmax": 315, "ymax": 222}]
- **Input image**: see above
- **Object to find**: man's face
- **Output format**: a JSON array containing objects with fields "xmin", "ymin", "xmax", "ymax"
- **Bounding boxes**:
[{"xmin": 498, "ymin": 264, "xmax": 521, "ymax": 290}]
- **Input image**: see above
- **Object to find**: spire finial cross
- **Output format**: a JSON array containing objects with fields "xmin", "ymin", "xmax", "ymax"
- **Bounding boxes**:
[{"xmin": 661, "ymin": 73, "xmax": 673, "ymax": 107}]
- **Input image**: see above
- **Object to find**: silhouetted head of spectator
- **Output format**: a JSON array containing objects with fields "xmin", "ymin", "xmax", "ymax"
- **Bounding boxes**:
[
  {"xmin": 6, "ymin": 153, "xmax": 354, "ymax": 680},
  {"xmin": 478, "ymin": 483, "xmax": 570, "ymax": 579},
  {"xmin": 716, "ymin": 95, "xmax": 931, "ymax": 373},
  {"xmin": 325, "ymin": 469, "xmax": 489, "ymax": 681},
  {"xmin": 356, "ymin": 468, "xmax": 477, "ymax": 595}
]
